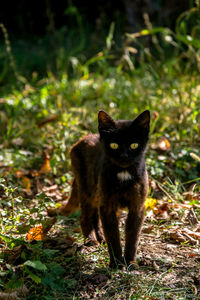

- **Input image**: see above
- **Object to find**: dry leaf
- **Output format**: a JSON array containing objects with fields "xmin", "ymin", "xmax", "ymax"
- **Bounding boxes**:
[
  {"xmin": 152, "ymin": 111, "xmax": 159, "ymax": 120},
  {"xmin": 181, "ymin": 232, "xmax": 198, "ymax": 244},
  {"xmin": 43, "ymin": 184, "xmax": 58, "ymax": 192},
  {"xmin": 157, "ymin": 137, "xmax": 171, "ymax": 151},
  {"xmin": 189, "ymin": 253, "xmax": 198, "ymax": 257},
  {"xmin": 39, "ymin": 151, "xmax": 51, "ymax": 174},
  {"xmin": 155, "ymin": 202, "xmax": 169, "ymax": 214},
  {"xmin": 167, "ymin": 227, "xmax": 200, "ymax": 245},
  {"xmin": 22, "ymin": 176, "xmax": 31, "ymax": 191},
  {"xmin": 183, "ymin": 191, "xmax": 198, "ymax": 201},
  {"xmin": 181, "ymin": 228, "xmax": 200, "ymax": 239},
  {"xmin": 156, "ymin": 210, "xmax": 170, "ymax": 220},
  {"xmin": 153, "ymin": 261, "xmax": 160, "ymax": 270},
  {"xmin": 169, "ymin": 231, "xmax": 186, "ymax": 243},
  {"xmin": 154, "ymin": 202, "xmax": 170, "ymax": 219},
  {"xmin": 26, "ymin": 225, "xmax": 44, "ymax": 241},
  {"xmin": 16, "ymin": 170, "xmax": 30, "ymax": 178},
  {"xmin": 142, "ymin": 225, "xmax": 154, "ymax": 233}
]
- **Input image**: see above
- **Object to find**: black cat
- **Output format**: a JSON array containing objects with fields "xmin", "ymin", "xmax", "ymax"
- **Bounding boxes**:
[{"xmin": 48, "ymin": 110, "xmax": 150, "ymax": 267}]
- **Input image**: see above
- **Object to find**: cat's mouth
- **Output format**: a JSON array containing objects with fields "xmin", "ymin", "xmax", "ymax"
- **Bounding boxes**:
[{"xmin": 111, "ymin": 158, "xmax": 133, "ymax": 168}]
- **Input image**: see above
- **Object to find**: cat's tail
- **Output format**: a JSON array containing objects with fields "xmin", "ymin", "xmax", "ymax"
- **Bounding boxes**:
[{"xmin": 47, "ymin": 179, "xmax": 79, "ymax": 217}]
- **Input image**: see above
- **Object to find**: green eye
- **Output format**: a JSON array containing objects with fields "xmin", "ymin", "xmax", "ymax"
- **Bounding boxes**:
[
  {"xmin": 110, "ymin": 143, "xmax": 119, "ymax": 149},
  {"xmin": 130, "ymin": 143, "xmax": 139, "ymax": 149}
]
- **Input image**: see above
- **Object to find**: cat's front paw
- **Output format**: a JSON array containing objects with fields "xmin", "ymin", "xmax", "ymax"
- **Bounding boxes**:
[
  {"xmin": 125, "ymin": 260, "xmax": 139, "ymax": 271},
  {"xmin": 109, "ymin": 257, "xmax": 124, "ymax": 269}
]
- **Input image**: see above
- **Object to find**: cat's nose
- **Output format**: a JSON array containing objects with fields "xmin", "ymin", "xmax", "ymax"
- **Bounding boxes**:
[{"xmin": 120, "ymin": 152, "xmax": 128, "ymax": 159}]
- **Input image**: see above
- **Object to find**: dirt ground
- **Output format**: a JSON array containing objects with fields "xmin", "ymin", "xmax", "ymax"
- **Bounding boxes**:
[{"xmin": 45, "ymin": 207, "xmax": 200, "ymax": 299}]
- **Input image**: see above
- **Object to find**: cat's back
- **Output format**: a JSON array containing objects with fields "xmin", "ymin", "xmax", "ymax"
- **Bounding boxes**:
[
  {"xmin": 70, "ymin": 133, "xmax": 103, "ymax": 186},
  {"xmin": 70, "ymin": 133, "xmax": 103, "ymax": 167},
  {"xmin": 70, "ymin": 133, "xmax": 101, "ymax": 155}
]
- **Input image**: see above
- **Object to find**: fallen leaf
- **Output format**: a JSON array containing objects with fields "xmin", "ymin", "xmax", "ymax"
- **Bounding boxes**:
[
  {"xmin": 142, "ymin": 225, "xmax": 154, "ymax": 233},
  {"xmin": 156, "ymin": 210, "xmax": 170, "ymax": 220},
  {"xmin": 43, "ymin": 184, "xmax": 58, "ymax": 192},
  {"xmin": 16, "ymin": 170, "xmax": 30, "ymax": 178},
  {"xmin": 181, "ymin": 228, "xmax": 200, "ymax": 239},
  {"xmin": 183, "ymin": 191, "xmax": 198, "ymax": 201},
  {"xmin": 152, "ymin": 111, "xmax": 159, "ymax": 120},
  {"xmin": 181, "ymin": 232, "xmax": 198, "ymax": 244},
  {"xmin": 168, "ymin": 231, "xmax": 186, "ymax": 243},
  {"xmin": 154, "ymin": 202, "xmax": 169, "ymax": 214},
  {"xmin": 157, "ymin": 137, "xmax": 170, "ymax": 151},
  {"xmin": 188, "ymin": 253, "xmax": 197, "ymax": 257},
  {"xmin": 26, "ymin": 225, "xmax": 44, "ymax": 241},
  {"xmin": 166, "ymin": 227, "xmax": 200, "ymax": 245},
  {"xmin": 153, "ymin": 261, "xmax": 160, "ymax": 271},
  {"xmin": 22, "ymin": 176, "xmax": 31, "ymax": 191},
  {"xmin": 39, "ymin": 151, "xmax": 51, "ymax": 174}
]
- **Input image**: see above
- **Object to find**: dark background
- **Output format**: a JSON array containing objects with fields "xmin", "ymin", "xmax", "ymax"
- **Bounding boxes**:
[
  {"xmin": 1, "ymin": 0, "xmax": 190, "ymax": 38},
  {"xmin": 0, "ymin": 0, "xmax": 194, "ymax": 86}
]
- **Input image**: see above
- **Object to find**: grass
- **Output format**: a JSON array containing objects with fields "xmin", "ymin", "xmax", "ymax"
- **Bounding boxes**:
[{"xmin": 0, "ymin": 5, "xmax": 200, "ymax": 299}]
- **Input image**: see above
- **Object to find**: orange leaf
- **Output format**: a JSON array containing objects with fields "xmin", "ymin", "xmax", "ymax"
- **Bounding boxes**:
[
  {"xmin": 142, "ymin": 225, "xmax": 154, "ymax": 233},
  {"xmin": 157, "ymin": 137, "xmax": 171, "ymax": 151},
  {"xmin": 39, "ymin": 151, "xmax": 51, "ymax": 174},
  {"xmin": 16, "ymin": 170, "xmax": 30, "ymax": 178},
  {"xmin": 22, "ymin": 176, "xmax": 31, "ymax": 191},
  {"xmin": 26, "ymin": 225, "xmax": 44, "ymax": 241},
  {"xmin": 189, "ymin": 253, "xmax": 197, "ymax": 257}
]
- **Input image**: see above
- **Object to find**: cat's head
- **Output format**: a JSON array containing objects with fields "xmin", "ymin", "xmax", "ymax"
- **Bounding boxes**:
[{"xmin": 98, "ymin": 110, "xmax": 150, "ymax": 168}]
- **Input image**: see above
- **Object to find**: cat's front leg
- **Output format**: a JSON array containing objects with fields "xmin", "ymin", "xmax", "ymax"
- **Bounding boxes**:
[
  {"xmin": 100, "ymin": 206, "xmax": 123, "ymax": 268},
  {"xmin": 124, "ymin": 206, "xmax": 145, "ymax": 265}
]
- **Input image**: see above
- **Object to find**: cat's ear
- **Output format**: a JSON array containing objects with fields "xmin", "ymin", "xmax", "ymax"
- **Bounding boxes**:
[
  {"xmin": 133, "ymin": 110, "xmax": 150, "ymax": 131},
  {"xmin": 98, "ymin": 110, "xmax": 116, "ymax": 131}
]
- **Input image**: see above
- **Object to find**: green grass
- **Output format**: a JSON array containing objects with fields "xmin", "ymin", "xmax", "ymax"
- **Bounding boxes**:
[{"xmin": 0, "ymin": 5, "xmax": 200, "ymax": 299}]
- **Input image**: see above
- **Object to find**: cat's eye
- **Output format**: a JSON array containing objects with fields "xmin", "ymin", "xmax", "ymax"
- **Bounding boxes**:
[
  {"xmin": 110, "ymin": 143, "xmax": 119, "ymax": 149},
  {"xmin": 130, "ymin": 143, "xmax": 139, "ymax": 149}
]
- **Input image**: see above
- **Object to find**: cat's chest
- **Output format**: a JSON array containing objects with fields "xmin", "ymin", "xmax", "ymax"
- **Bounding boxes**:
[
  {"xmin": 117, "ymin": 170, "xmax": 133, "ymax": 182},
  {"xmin": 101, "ymin": 167, "xmax": 135, "ymax": 187}
]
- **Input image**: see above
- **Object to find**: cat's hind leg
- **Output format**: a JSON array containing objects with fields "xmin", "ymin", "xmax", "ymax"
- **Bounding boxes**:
[
  {"xmin": 92, "ymin": 209, "xmax": 104, "ymax": 244},
  {"xmin": 80, "ymin": 201, "xmax": 102, "ymax": 246},
  {"xmin": 80, "ymin": 207, "xmax": 97, "ymax": 246}
]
